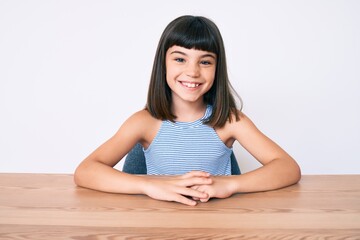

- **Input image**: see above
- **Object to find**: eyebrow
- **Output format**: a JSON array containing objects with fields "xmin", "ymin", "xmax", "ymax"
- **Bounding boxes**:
[{"xmin": 170, "ymin": 50, "xmax": 216, "ymax": 59}]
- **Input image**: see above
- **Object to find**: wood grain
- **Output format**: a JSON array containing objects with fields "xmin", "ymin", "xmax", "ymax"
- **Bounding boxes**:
[{"xmin": 1, "ymin": 174, "xmax": 359, "ymax": 239}]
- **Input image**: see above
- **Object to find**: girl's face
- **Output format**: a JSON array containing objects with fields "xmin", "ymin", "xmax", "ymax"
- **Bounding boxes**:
[{"xmin": 165, "ymin": 45, "xmax": 216, "ymax": 106}]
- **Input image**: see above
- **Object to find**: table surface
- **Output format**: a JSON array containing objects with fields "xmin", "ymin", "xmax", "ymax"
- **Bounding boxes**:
[{"xmin": 0, "ymin": 174, "xmax": 359, "ymax": 239}]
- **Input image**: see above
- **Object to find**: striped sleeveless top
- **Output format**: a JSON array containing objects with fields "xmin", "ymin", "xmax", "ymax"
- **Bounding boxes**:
[{"xmin": 144, "ymin": 105, "xmax": 232, "ymax": 175}]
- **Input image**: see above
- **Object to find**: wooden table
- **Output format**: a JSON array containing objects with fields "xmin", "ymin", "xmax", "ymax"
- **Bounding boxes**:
[{"xmin": 0, "ymin": 174, "xmax": 359, "ymax": 239}]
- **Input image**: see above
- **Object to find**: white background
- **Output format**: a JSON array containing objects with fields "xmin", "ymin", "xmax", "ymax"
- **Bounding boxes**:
[{"xmin": 1, "ymin": 0, "xmax": 359, "ymax": 174}]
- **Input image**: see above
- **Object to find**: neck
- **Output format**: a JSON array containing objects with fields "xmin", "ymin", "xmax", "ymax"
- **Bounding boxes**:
[{"xmin": 172, "ymin": 101, "xmax": 207, "ymax": 122}]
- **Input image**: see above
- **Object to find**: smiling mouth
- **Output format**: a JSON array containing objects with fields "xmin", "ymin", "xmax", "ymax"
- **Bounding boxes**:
[{"xmin": 179, "ymin": 81, "xmax": 201, "ymax": 88}]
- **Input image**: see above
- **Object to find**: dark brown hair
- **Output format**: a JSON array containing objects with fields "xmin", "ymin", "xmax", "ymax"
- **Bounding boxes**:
[{"xmin": 146, "ymin": 15, "xmax": 242, "ymax": 128}]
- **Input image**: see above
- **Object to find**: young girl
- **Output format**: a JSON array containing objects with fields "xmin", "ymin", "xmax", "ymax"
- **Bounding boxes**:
[{"xmin": 74, "ymin": 15, "xmax": 301, "ymax": 206}]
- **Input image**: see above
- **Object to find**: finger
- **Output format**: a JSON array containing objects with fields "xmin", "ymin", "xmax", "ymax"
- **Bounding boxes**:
[
  {"xmin": 191, "ymin": 185, "xmax": 200, "ymax": 201},
  {"xmin": 181, "ymin": 171, "xmax": 210, "ymax": 179},
  {"xmin": 179, "ymin": 177, "xmax": 212, "ymax": 187},
  {"xmin": 191, "ymin": 185, "xmax": 199, "ymax": 190},
  {"xmin": 200, "ymin": 197, "xmax": 210, "ymax": 203},
  {"xmin": 177, "ymin": 186, "xmax": 209, "ymax": 199},
  {"xmin": 196, "ymin": 185, "xmax": 212, "ymax": 202},
  {"xmin": 172, "ymin": 194, "xmax": 198, "ymax": 206}
]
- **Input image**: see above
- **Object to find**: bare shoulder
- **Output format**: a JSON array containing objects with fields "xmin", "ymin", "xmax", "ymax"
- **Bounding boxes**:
[
  {"xmin": 119, "ymin": 109, "xmax": 161, "ymax": 146},
  {"xmin": 122, "ymin": 109, "xmax": 159, "ymax": 131},
  {"xmin": 215, "ymin": 110, "xmax": 257, "ymax": 146},
  {"xmin": 229, "ymin": 110, "xmax": 256, "ymax": 127},
  {"xmin": 127, "ymin": 109, "xmax": 156, "ymax": 122},
  {"xmin": 224, "ymin": 110, "xmax": 260, "ymax": 137}
]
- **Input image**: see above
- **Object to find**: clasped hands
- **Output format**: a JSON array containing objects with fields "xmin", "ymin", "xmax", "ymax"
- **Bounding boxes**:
[{"xmin": 141, "ymin": 171, "xmax": 235, "ymax": 206}]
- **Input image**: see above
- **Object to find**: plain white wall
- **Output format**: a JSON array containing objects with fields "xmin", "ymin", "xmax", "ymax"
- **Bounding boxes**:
[{"xmin": 0, "ymin": 0, "xmax": 359, "ymax": 174}]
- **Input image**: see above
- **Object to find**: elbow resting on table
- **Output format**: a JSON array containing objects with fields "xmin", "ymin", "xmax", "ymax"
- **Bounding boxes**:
[
  {"xmin": 73, "ymin": 163, "xmax": 88, "ymax": 188},
  {"xmin": 288, "ymin": 159, "xmax": 302, "ymax": 185},
  {"xmin": 265, "ymin": 157, "xmax": 302, "ymax": 190}
]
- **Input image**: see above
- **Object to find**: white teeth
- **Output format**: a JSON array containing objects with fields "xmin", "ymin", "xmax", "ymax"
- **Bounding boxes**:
[{"xmin": 182, "ymin": 82, "xmax": 200, "ymax": 88}]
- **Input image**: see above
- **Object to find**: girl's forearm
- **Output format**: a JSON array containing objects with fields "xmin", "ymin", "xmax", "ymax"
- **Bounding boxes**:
[
  {"xmin": 74, "ymin": 161, "xmax": 147, "ymax": 194},
  {"xmin": 231, "ymin": 158, "xmax": 301, "ymax": 193},
  {"xmin": 75, "ymin": 164, "xmax": 213, "ymax": 205}
]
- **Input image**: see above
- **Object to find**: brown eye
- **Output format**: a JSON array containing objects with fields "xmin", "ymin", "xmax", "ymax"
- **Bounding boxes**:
[
  {"xmin": 200, "ymin": 61, "xmax": 211, "ymax": 65},
  {"xmin": 175, "ymin": 58, "xmax": 185, "ymax": 63}
]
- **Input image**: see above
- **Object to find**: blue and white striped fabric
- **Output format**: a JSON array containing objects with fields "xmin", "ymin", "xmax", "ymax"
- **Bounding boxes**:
[{"xmin": 144, "ymin": 105, "xmax": 232, "ymax": 175}]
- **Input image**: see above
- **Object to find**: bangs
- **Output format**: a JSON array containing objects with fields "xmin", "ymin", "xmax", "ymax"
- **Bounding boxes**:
[
  {"xmin": 164, "ymin": 17, "xmax": 219, "ymax": 54},
  {"xmin": 147, "ymin": 15, "xmax": 241, "ymax": 127}
]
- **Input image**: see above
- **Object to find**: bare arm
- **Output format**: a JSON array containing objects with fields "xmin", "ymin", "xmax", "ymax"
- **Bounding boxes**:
[
  {"xmin": 74, "ymin": 110, "xmax": 211, "ymax": 206},
  {"xmin": 194, "ymin": 112, "xmax": 301, "ymax": 202}
]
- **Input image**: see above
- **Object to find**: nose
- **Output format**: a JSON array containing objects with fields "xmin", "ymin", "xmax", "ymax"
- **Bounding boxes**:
[{"xmin": 185, "ymin": 62, "xmax": 200, "ymax": 78}]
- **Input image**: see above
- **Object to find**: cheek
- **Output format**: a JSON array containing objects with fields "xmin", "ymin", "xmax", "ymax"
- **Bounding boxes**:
[
  {"xmin": 166, "ymin": 66, "xmax": 182, "ymax": 82},
  {"xmin": 166, "ymin": 70, "xmax": 174, "ymax": 82},
  {"xmin": 206, "ymin": 66, "xmax": 216, "ymax": 78},
  {"xmin": 206, "ymin": 70, "xmax": 216, "ymax": 85},
  {"xmin": 204, "ymin": 71, "xmax": 216, "ymax": 91},
  {"xmin": 165, "ymin": 70, "xmax": 177, "ymax": 89}
]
